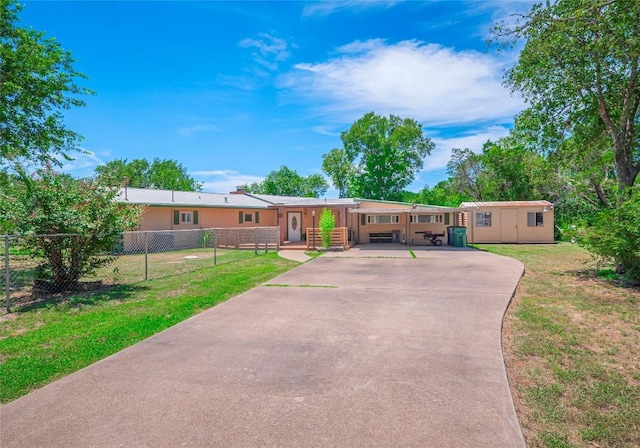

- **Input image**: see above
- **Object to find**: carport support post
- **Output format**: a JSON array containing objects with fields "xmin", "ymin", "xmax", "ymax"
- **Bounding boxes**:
[
  {"xmin": 4, "ymin": 236, "xmax": 10, "ymax": 313},
  {"xmin": 144, "ymin": 232, "xmax": 148, "ymax": 281}
]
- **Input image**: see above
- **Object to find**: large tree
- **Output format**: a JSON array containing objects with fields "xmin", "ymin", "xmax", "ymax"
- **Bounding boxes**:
[
  {"xmin": 95, "ymin": 158, "xmax": 202, "ymax": 191},
  {"xmin": 340, "ymin": 112, "xmax": 434, "ymax": 201},
  {"xmin": 321, "ymin": 148, "xmax": 354, "ymax": 198},
  {"xmin": 494, "ymin": 0, "xmax": 640, "ymax": 193},
  {"xmin": 1, "ymin": 0, "xmax": 91, "ymax": 170},
  {"xmin": 244, "ymin": 166, "xmax": 328, "ymax": 198}
]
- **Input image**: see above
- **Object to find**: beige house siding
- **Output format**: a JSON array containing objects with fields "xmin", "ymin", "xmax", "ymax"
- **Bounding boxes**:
[
  {"xmin": 137, "ymin": 206, "xmax": 276, "ymax": 231},
  {"xmin": 465, "ymin": 204, "xmax": 554, "ymax": 244},
  {"xmin": 277, "ymin": 206, "xmax": 349, "ymax": 243}
]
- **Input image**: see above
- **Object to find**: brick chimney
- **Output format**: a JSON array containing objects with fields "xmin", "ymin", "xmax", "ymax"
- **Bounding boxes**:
[{"xmin": 231, "ymin": 186, "xmax": 245, "ymax": 195}]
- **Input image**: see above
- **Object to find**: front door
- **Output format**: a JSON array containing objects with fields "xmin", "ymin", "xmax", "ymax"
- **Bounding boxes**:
[
  {"xmin": 287, "ymin": 212, "xmax": 302, "ymax": 242},
  {"xmin": 500, "ymin": 209, "xmax": 518, "ymax": 243}
]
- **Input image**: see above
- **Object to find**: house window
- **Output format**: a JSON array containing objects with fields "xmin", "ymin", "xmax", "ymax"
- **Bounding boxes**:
[
  {"xmin": 367, "ymin": 215, "xmax": 399, "ymax": 224},
  {"xmin": 527, "ymin": 212, "xmax": 544, "ymax": 227},
  {"xmin": 410, "ymin": 214, "xmax": 443, "ymax": 224},
  {"xmin": 174, "ymin": 210, "xmax": 196, "ymax": 225},
  {"xmin": 245, "ymin": 213, "xmax": 253, "ymax": 223},
  {"xmin": 476, "ymin": 212, "xmax": 492, "ymax": 227}
]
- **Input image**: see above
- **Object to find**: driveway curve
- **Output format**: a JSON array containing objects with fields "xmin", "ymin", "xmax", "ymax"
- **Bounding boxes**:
[{"xmin": 1, "ymin": 247, "xmax": 525, "ymax": 448}]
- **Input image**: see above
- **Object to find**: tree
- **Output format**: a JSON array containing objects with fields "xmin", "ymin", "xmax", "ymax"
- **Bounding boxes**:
[
  {"xmin": 402, "ymin": 180, "xmax": 470, "ymax": 207},
  {"xmin": 321, "ymin": 148, "xmax": 354, "ymax": 198},
  {"xmin": 340, "ymin": 112, "xmax": 434, "ymax": 201},
  {"xmin": 244, "ymin": 166, "xmax": 328, "ymax": 198},
  {"xmin": 318, "ymin": 208, "xmax": 335, "ymax": 248},
  {"xmin": 446, "ymin": 147, "xmax": 487, "ymax": 201},
  {"xmin": 1, "ymin": 0, "xmax": 91, "ymax": 170},
  {"xmin": 0, "ymin": 168, "xmax": 141, "ymax": 293},
  {"xmin": 95, "ymin": 158, "xmax": 202, "ymax": 191},
  {"xmin": 494, "ymin": 0, "xmax": 640, "ymax": 193}
]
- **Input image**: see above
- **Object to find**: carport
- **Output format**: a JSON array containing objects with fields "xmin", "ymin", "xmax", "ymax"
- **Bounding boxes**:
[{"xmin": 349, "ymin": 205, "xmax": 464, "ymax": 246}]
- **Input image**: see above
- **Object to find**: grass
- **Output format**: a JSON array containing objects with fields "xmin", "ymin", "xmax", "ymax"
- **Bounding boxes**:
[
  {"xmin": 0, "ymin": 252, "xmax": 298, "ymax": 404},
  {"xmin": 476, "ymin": 243, "xmax": 640, "ymax": 448}
]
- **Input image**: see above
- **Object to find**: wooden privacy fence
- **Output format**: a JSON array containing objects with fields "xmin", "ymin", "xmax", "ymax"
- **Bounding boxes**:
[{"xmin": 306, "ymin": 227, "xmax": 349, "ymax": 250}]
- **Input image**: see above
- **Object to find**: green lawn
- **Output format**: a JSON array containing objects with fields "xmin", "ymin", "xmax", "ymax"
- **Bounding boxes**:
[
  {"xmin": 0, "ymin": 252, "xmax": 298, "ymax": 404},
  {"xmin": 476, "ymin": 243, "xmax": 640, "ymax": 448}
]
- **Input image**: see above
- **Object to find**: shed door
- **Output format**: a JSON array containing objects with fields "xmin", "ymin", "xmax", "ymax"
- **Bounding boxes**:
[
  {"xmin": 287, "ymin": 212, "xmax": 302, "ymax": 242},
  {"xmin": 500, "ymin": 209, "xmax": 518, "ymax": 243}
]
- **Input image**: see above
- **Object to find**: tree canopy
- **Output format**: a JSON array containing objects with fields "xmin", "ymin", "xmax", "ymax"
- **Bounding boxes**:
[
  {"xmin": 243, "ymin": 166, "xmax": 328, "ymax": 198},
  {"xmin": 94, "ymin": 158, "xmax": 202, "ymax": 191},
  {"xmin": 494, "ymin": 0, "xmax": 640, "ymax": 192},
  {"xmin": 339, "ymin": 112, "xmax": 434, "ymax": 201},
  {"xmin": 0, "ymin": 0, "xmax": 91, "ymax": 171},
  {"xmin": 321, "ymin": 148, "xmax": 354, "ymax": 198}
]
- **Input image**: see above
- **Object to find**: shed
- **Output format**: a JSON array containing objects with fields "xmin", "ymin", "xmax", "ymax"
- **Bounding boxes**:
[{"xmin": 460, "ymin": 201, "xmax": 554, "ymax": 244}]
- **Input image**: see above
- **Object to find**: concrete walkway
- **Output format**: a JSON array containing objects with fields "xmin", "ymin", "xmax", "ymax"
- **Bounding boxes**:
[
  {"xmin": 1, "ymin": 248, "xmax": 525, "ymax": 448},
  {"xmin": 278, "ymin": 250, "xmax": 312, "ymax": 263}
]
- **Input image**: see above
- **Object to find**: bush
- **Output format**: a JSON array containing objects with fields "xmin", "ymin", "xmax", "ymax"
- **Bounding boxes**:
[
  {"xmin": 318, "ymin": 208, "xmax": 335, "ymax": 248},
  {"xmin": 578, "ymin": 191, "xmax": 640, "ymax": 283},
  {"xmin": 0, "ymin": 169, "xmax": 141, "ymax": 292}
]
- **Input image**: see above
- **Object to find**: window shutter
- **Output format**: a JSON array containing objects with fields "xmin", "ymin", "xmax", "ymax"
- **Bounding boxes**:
[
  {"xmin": 239, "ymin": 211, "xmax": 244, "ymax": 224},
  {"xmin": 255, "ymin": 211, "xmax": 260, "ymax": 224},
  {"xmin": 173, "ymin": 210, "xmax": 180, "ymax": 225},
  {"xmin": 361, "ymin": 214, "xmax": 366, "ymax": 226},
  {"xmin": 444, "ymin": 213, "xmax": 450, "ymax": 225},
  {"xmin": 193, "ymin": 210, "xmax": 199, "ymax": 225}
]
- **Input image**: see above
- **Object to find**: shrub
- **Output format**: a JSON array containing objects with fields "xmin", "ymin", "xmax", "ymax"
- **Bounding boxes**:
[
  {"xmin": 318, "ymin": 208, "xmax": 335, "ymax": 248},
  {"xmin": 0, "ymin": 168, "xmax": 141, "ymax": 292}
]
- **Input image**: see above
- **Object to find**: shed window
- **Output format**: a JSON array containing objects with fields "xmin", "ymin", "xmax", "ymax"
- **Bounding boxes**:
[
  {"xmin": 476, "ymin": 212, "xmax": 492, "ymax": 227},
  {"xmin": 367, "ymin": 215, "xmax": 399, "ymax": 224},
  {"xmin": 527, "ymin": 212, "xmax": 544, "ymax": 227},
  {"xmin": 410, "ymin": 214, "xmax": 443, "ymax": 224}
]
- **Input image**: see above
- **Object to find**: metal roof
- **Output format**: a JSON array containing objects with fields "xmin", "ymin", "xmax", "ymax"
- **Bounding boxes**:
[
  {"xmin": 115, "ymin": 188, "xmax": 270, "ymax": 209},
  {"xmin": 460, "ymin": 201, "xmax": 553, "ymax": 208},
  {"xmin": 349, "ymin": 205, "xmax": 460, "ymax": 214},
  {"xmin": 247, "ymin": 194, "xmax": 358, "ymax": 207}
]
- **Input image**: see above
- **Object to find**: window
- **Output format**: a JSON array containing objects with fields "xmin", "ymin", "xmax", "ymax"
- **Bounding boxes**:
[
  {"xmin": 476, "ymin": 212, "xmax": 492, "ymax": 227},
  {"xmin": 527, "ymin": 212, "xmax": 544, "ymax": 227},
  {"xmin": 410, "ymin": 214, "xmax": 443, "ymax": 224},
  {"xmin": 245, "ymin": 213, "xmax": 253, "ymax": 223},
  {"xmin": 174, "ymin": 210, "xmax": 196, "ymax": 225},
  {"xmin": 367, "ymin": 215, "xmax": 399, "ymax": 224}
]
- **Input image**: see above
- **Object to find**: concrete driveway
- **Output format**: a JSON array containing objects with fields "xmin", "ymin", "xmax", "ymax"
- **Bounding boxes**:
[{"xmin": 1, "ymin": 247, "xmax": 525, "ymax": 448}]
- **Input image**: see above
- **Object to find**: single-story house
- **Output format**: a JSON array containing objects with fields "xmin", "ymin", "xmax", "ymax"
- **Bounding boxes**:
[
  {"xmin": 460, "ymin": 201, "xmax": 554, "ymax": 244},
  {"xmin": 116, "ymin": 187, "xmax": 555, "ymax": 247}
]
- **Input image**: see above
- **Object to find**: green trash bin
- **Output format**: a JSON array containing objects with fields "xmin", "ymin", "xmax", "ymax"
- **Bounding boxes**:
[{"xmin": 453, "ymin": 227, "xmax": 467, "ymax": 247}]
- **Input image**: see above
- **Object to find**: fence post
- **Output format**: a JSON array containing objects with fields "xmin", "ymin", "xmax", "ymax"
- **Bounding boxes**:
[
  {"xmin": 254, "ymin": 227, "xmax": 258, "ymax": 255},
  {"xmin": 214, "ymin": 232, "xmax": 217, "ymax": 266},
  {"xmin": 276, "ymin": 226, "xmax": 280, "ymax": 251},
  {"xmin": 144, "ymin": 231, "xmax": 149, "ymax": 281},
  {"xmin": 4, "ymin": 236, "xmax": 10, "ymax": 313},
  {"xmin": 235, "ymin": 229, "xmax": 239, "ymax": 249},
  {"xmin": 264, "ymin": 227, "xmax": 268, "ymax": 253}
]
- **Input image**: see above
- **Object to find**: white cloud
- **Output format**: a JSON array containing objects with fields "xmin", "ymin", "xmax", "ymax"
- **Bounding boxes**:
[
  {"xmin": 192, "ymin": 169, "xmax": 264, "ymax": 193},
  {"xmin": 177, "ymin": 124, "xmax": 220, "ymax": 137},
  {"xmin": 58, "ymin": 148, "xmax": 104, "ymax": 175},
  {"xmin": 302, "ymin": 0, "xmax": 401, "ymax": 17},
  {"xmin": 238, "ymin": 33, "xmax": 291, "ymax": 71},
  {"xmin": 280, "ymin": 39, "xmax": 523, "ymax": 126},
  {"xmin": 425, "ymin": 125, "xmax": 511, "ymax": 172}
]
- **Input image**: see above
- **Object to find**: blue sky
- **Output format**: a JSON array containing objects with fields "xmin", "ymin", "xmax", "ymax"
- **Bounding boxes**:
[{"xmin": 20, "ymin": 0, "xmax": 533, "ymax": 196}]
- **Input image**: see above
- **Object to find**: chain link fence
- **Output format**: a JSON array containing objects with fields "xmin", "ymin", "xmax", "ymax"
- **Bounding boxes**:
[{"xmin": 2, "ymin": 227, "xmax": 280, "ymax": 312}]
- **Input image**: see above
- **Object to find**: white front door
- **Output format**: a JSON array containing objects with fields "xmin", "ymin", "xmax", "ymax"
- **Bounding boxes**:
[{"xmin": 287, "ymin": 212, "xmax": 302, "ymax": 242}]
